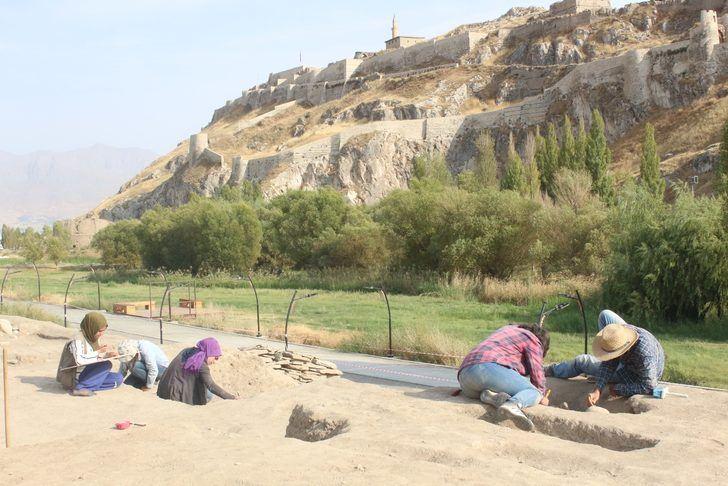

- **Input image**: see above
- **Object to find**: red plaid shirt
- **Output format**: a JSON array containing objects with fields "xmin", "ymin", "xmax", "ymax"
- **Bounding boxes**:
[{"xmin": 458, "ymin": 325, "xmax": 546, "ymax": 394}]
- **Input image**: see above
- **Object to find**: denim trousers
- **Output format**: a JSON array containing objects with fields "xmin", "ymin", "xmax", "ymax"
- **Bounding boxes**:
[
  {"xmin": 76, "ymin": 361, "xmax": 123, "ymax": 391},
  {"xmin": 458, "ymin": 362, "xmax": 541, "ymax": 408},
  {"xmin": 130, "ymin": 361, "xmax": 167, "ymax": 385},
  {"xmin": 550, "ymin": 309, "xmax": 626, "ymax": 379}
]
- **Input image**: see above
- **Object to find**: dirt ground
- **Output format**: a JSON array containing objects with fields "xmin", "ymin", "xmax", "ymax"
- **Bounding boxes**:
[{"xmin": 0, "ymin": 315, "xmax": 727, "ymax": 485}]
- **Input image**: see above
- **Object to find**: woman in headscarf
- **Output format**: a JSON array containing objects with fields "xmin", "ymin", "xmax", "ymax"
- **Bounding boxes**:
[
  {"xmin": 157, "ymin": 337, "xmax": 237, "ymax": 405},
  {"xmin": 56, "ymin": 312, "xmax": 124, "ymax": 397}
]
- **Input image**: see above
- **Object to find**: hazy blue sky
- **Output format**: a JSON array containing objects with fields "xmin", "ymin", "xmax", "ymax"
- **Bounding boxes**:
[{"xmin": 0, "ymin": 0, "xmax": 630, "ymax": 155}]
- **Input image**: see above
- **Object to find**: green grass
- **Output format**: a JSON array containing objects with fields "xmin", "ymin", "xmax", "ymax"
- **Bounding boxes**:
[{"xmin": 2, "ymin": 266, "xmax": 727, "ymax": 388}]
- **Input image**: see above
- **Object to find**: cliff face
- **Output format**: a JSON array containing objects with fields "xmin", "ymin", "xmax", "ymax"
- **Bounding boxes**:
[{"xmin": 73, "ymin": 1, "xmax": 728, "ymax": 245}]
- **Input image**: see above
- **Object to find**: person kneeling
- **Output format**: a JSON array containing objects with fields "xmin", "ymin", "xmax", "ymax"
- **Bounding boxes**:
[
  {"xmin": 458, "ymin": 324, "xmax": 550, "ymax": 432},
  {"xmin": 157, "ymin": 338, "xmax": 237, "ymax": 405},
  {"xmin": 585, "ymin": 322, "xmax": 664, "ymax": 407},
  {"xmin": 56, "ymin": 312, "xmax": 123, "ymax": 397},
  {"xmin": 118, "ymin": 339, "xmax": 169, "ymax": 391}
]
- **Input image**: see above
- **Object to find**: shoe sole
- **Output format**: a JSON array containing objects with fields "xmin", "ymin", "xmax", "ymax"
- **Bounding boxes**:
[
  {"xmin": 497, "ymin": 406, "xmax": 535, "ymax": 432},
  {"xmin": 481, "ymin": 391, "xmax": 509, "ymax": 408}
]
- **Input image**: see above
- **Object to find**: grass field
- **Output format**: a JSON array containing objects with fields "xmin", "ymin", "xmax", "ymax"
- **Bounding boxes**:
[{"xmin": 2, "ymin": 266, "xmax": 727, "ymax": 388}]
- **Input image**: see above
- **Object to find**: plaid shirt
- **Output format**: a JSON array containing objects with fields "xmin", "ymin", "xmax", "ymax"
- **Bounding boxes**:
[
  {"xmin": 459, "ymin": 325, "xmax": 546, "ymax": 394},
  {"xmin": 595, "ymin": 324, "xmax": 665, "ymax": 396}
]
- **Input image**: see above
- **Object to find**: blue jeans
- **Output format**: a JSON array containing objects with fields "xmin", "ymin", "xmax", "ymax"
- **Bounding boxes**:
[
  {"xmin": 76, "ymin": 361, "xmax": 123, "ymax": 391},
  {"xmin": 130, "ymin": 361, "xmax": 167, "ymax": 385},
  {"xmin": 550, "ymin": 310, "xmax": 626, "ymax": 379},
  {"xmin": 458, "ymin": 362, "xmax": 541, "ymax": 408}
]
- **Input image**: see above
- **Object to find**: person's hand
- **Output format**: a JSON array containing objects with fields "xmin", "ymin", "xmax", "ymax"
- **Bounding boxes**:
[
  {"xmin": 586, "ymin": 388, "xmax": 601, "ymax": 407},
  {"xmin": 105, "ymin": 350, "xmax": 119, "ymax": 358},
  {"xmin": 540, "ymin": 396, "xmax": 550, "ymax": 406},
  {"xmin": 98, "ymin": 344, "xmax": 109, "ymax": 353},
  {"xmin": 608, "ymin": 384, "xmax": 619, "ymax": 397}
]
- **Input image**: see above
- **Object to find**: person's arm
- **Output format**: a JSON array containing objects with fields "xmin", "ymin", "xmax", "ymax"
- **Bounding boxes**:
[
  {"xmin": 142, "ymin": 350, "xmax": 158, "ymax": 388},
  {"xmin": 523, "ymin": 341, "xmax": 546, "ymax": 396},
  {"xmin": 198, "ymin": 365, "xmax": 236, "ymax": 400},
  {"xmin": 594, "ymin": 359, "xmax": 619, "ymax": 391},
  {"xmin": 69, "ymin": 339, "xmax": 100, "ymax": 366}
]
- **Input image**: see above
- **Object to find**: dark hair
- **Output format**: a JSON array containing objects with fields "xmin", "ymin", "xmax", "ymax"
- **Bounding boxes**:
[{"xmin": 519, "ymin": 324, "xmax": 550, "ymax": 358}]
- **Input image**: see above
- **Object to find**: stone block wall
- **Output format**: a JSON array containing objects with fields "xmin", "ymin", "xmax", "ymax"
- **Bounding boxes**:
[
  {"xmin": 508, "ymin": 10, "xmax": 598, "ymax": 40},
  {"xmin": 550, "ymin": 0, "xmax": 611, "ymax": 16}
]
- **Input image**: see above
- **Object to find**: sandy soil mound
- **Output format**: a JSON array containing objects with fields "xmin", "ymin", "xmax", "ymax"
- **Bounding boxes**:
[{"xmin": 212, "ymin": 348, "xmax": 297, "ymax": 398}]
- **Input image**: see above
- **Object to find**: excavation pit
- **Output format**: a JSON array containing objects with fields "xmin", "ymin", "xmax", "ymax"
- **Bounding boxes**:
[{"xmin": 545, "ymin": 377, "xmax": 654, "ymax": 414}]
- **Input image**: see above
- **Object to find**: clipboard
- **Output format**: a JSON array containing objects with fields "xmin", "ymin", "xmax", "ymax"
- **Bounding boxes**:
[{"xmin": 60, "ymin": 353, "xmax": 136, "ymax": 371}]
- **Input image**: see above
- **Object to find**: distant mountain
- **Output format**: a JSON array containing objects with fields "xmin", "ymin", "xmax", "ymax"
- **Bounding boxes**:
[{"xmin": 0, "ymin": 144, "xmax": 156, "ymax": 228}]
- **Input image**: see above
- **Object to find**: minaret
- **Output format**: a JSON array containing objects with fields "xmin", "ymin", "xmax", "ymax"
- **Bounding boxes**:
[{"xmin": 392, "ymin": 15, "xmax": 399, "ymax": 39}]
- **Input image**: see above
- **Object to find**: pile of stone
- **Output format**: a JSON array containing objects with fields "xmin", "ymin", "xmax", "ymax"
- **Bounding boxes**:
[{"xmin": 244, "ymin": 345, "xmax": 343, "ymax": 383}]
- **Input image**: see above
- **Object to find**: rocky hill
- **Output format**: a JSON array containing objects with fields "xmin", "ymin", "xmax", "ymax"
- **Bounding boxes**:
[{"xmin": 70, "ymin": 0, "xmax": 728, "ymax": 246}]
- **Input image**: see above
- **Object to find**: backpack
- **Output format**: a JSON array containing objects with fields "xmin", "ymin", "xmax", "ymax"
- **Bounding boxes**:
[{"xmin": 56, "ymin": 341, "xmax": 77, "ymax": 390}]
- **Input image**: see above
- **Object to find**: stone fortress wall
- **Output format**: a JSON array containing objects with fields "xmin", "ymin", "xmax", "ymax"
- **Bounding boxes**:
[
  {"xmin": 211, "ymin": 32, "xmax": 485, "ymax": 122},
  {"xmin": 550, "ymin": 0, "xmax": 611, "ymax": 16},
  {"xmin": 220, "ymin": 7, "xmax": 727, "ymax": 201}
]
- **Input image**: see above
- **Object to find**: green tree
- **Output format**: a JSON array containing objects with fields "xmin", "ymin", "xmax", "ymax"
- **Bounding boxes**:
[
  {"xmin": 559, "ymin": 115, "xmax": 578, "ymax": 170},
  {"xmin": 536, "ymin": 122, "xmax": 560, "ymax": 197},
  {"xmin": 263, "ymin": 189, "xmax": 352, "ymax": 268},
  {"xmin": 525, "ymin": 130, "xmax": 541, "ymax": 199},
  {"xmin": 585, "ymin": 110, "xmax": 615, "ymax": 203},
  {"xmin": 604, "ymin": 185, "xmax": 728, "ymax": 320},
  {"xmin": 501, "ymin": 136, "xmax": 527, "ymax": 195},
  {"xmin": 91, "ymin": 220, "xmax": 143, "ymax": 268},
  {"xmin": 412, "ymin": 151, "xmax": 453, "ymax": 187},
  {"xmin": 45, "ymin": 236, "xmax": 68, "ymax": 267},
  {"xmin": 639, "ymin": 123, "xmax": 665, "ymax": 198},
  {"xmin": 217, "ymin": 181, "xmax": 264, "ymax": 207},
  {"xmin": 473, "ymin": 131, "xmax": 498, "ymax": 188},
  {"xmin": 574, "ymin": 117, "xmax": 588, "ymax": 172},
  {"xmin": 20, "ymin": 229, "xmax": 44, "ymax": 263},
  {"xmin": 1, "ymin": 225, "xmax": 20, "ymax": 250},
  {"xmin": 174, "ymin": 199, "xmax": 262, "ymax": 274},
  {"xmin": 719, "ymin": 118, "xmax": 728, "ymax": 228}
]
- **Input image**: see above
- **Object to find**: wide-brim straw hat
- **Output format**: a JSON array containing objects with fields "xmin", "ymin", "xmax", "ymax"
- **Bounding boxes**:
[{"xmin": 592, "ymin": 323, "xmax": 639, "ymax": 361}]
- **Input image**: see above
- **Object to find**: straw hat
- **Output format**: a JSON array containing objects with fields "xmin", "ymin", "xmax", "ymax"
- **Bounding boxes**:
[{"xmin": 592, "ymin": 323, "xmax": 638, "ymax": 361}]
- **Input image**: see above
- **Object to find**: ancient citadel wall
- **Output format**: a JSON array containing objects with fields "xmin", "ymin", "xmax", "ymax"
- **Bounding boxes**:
[
  {"xmin": 212, "ymin": 32, "xmax": 484, "ymax": 121},
  {"xmin": 550, "ymin": 0, "xmax": 611, "ymax": 16},
  {"xmin": 232, "ymin": 11, "xmax": 725, "ymax": 196},
  {"xmin": 656, "ymin": 0, "xmax": 727, "ymax": 13},
  {"xmin": 506, "ymin": 10, "xmax": 599, "ymax": 40}
]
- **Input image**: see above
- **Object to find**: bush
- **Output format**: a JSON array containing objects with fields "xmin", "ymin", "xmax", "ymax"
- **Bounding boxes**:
[
  {"xmin": 374, "ymin": 185, "xmax": 541, "ymax": 278},
  {"xmin": 604, "ymin": 185, "xmax": 728, "ymax": 321},
  {"xmin": 534, "ymin": 169, "xmax": 611, "ymax": 277},
  {"xmin": 91, "ymin": 220, "xmax": 143, "ymax": 268},
  {"xmin": 136, "ymin": 198, "xmax": 262, "ymax": 274},
  {"xmin": 261, "ymin": 189, "xmax": 353, "ymax": 268}
]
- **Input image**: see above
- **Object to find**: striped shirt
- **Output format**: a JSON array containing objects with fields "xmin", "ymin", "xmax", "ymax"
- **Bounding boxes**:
[
  {"xmin": 459, "ymin": 325, "xmax": 547, "ymax": 394},
  {"xmin": 595, "ymin": 324, "xmax": 665, "ymax": 396}
]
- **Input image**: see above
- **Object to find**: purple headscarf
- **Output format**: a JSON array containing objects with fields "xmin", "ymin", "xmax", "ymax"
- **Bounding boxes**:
[{"xmin": 182, "ymin": 338, "xmax": 222, "ymax": 374}]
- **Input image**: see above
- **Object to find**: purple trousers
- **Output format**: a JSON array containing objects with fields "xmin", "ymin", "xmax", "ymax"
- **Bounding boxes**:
[{"xmin": 75, "ymin": 361, "xmax": 123, "ymax": 391}]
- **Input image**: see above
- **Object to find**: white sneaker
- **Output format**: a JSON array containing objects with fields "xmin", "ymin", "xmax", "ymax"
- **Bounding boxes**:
[
  {"xmin": 497, "ymin": 401, "xmax": 535, "ymax": 432},
  {"xmin": 480, "ymin": 389, "xmax": 511, "ymax": 408}
]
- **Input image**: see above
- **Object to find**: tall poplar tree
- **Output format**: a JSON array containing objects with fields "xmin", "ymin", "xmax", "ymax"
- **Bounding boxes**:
[{"xmin": 639, "ymin": 123, "xmax": 665, "ymax": 197}]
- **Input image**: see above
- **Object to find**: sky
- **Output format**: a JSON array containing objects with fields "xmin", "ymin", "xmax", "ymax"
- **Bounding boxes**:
[{"xmin": 0, "ymin": 0, "xmax": 630, "ymax": 155}]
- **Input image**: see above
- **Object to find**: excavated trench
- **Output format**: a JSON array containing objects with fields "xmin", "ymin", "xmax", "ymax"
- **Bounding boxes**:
[{"xmin": 480, "ymin": 379, "xmax": 659, "ymax": 452}]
